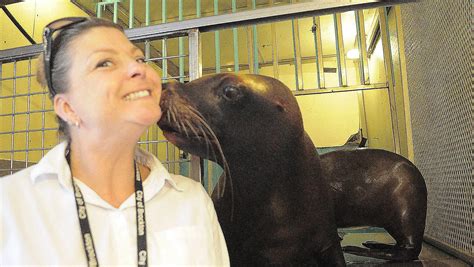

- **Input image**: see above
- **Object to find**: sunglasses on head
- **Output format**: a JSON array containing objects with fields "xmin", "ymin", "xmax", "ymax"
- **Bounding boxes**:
[{"xmin": 42, "ymin": 17, "xmax": 88, "ymax": 96}]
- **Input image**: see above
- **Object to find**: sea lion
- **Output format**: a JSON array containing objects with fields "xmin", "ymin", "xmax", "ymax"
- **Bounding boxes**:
[
  {"xmin": 321, "ymin": 149, "xmax": 427, "ymax": 261},
  {"xmin": 158, "ymin": 73, "xmax": 346, "ymax": 266}
]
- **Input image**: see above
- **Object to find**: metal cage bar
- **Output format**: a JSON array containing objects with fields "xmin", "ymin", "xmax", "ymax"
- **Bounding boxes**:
[
  {"xmin": 334, "ymin": 13, "xmax": 347, "ymax": 87},
  {"xmin": 270, "ymin": 0, "xmax": 279, "ymax": 79},
  {"xmin": 10, "ymin": 61, "xmax": 17, "ymax": 175},
  {"xmin": 232, "ymin": 0, "xmax": 239, "ymax": 73},
  {"xmin": 355, "ymin": 10, "xmax": 370, "ymax": 84},
  {"xmin": 378, "ymin": 7, "xmax": 400, "ymax": 153},
  {"xmin": 196, "ymin": 0, "xmax": 201, "ymax": 18},
  {"xmin": 129, "ymin": 0, "xmax": 134, "ymax": 28},
  {"xmin": 24, "ymin": 59, "xmax": 31, "ymax": 169},
  {"xmin": 145, "ymin": 0, "xmax": 150, "ymax": 26},
  {"xmin": 312, "ymin": 16, "xmax": 325, "ymax": 89},
  {"xmin": 179, "ymin": 0, "xmax": 185, "ymax": 81},
  {"xmin": 188, "ymin": 29, "xmax": 203, "ymax": 182},
  {"xmin": 291, "ymin": 18, "xmax": 303, "ymax": 90},
  {"xmin": 252, "ymin": 0, "xmax": 259, "ymax": 73},
  {"xmin": 214, "ymin": 0, "xmax": 221, "ymax": 73}
]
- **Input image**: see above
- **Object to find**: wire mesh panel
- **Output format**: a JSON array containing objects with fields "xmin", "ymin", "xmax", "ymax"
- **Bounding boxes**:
[
  {"xmin": 401, "ymin": 0, "xmax": 473, "ymax": 262},
  {"xmin": 0, "ymin": 35, "xmax": 194, "ymax": 180},
  {"xmin": 0, "ymin": 57, "xmax": 59, "ymax": 177},
  {"xmin": 135, "ymin": 35, "xmax": 196, "ymax": 178}
]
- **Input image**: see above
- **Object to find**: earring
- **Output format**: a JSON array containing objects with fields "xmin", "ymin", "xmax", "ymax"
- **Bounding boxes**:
[{"xmin": 68, "ymin": 120, "xmax": 80, "ymax": 128}]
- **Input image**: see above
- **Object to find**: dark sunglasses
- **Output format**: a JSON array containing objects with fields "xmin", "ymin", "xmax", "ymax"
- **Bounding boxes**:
[{"xmin": 42, "ymin": 17, "xmax": 88, "ymax": 96}]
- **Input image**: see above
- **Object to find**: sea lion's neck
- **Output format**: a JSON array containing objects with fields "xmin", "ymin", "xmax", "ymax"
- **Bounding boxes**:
[{"xmin": 226, "ymin": 134, "xmax": 320, "ymax": 205}]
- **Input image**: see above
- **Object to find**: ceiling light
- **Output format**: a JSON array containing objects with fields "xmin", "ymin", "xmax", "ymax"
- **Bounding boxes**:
[{"xmin": 346, "ymin": 48, "xmax": 360, "ymax": 60}]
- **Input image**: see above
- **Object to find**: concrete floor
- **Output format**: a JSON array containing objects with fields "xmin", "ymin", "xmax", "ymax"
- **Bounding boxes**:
[{"xmin": 339, "ymin": 228, "xmax": 471, "ymax": 267}]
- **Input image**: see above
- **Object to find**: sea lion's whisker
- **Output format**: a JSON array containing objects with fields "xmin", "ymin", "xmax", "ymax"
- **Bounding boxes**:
[
  {"xmin": 185, "ymin": 120, "xmax": 200, "ymax": 140},
  {"xmin": 188, "ymin": 106, "xmax": 209, "ymax": 123},
  {"xmin": 167, "ymin": 99, "xmax": 234, "ymax": 221},
  {"xmin": 180, "ymin": 121, "xmax": 189, "ymax": 137},
  {"xmin": 198, "ymin": 118, "xmax": 234, "ymax": 222},
  {"xmin": 193, "ymin": 115, "xmax": 216, "ymax": 157},
  {"xmin": 170, "ymin": 107, "xmax": 178, "ymax": 129},
  {"xmin": 197, "ymin": 124, "xmax": 214, "ymax": 162},
  {"xmin": 186, "ymin": 108, "xmax": 232, "ymax": 217},
  {"xmin": 166, "ymin": 111, "xmax": 171, "ymax": 125}
]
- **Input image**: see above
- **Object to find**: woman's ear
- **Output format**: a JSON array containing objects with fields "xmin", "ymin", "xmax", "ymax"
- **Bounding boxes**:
[{"xmin": 54, "ymin": 94, "xmax": 80, "ymax": 125}]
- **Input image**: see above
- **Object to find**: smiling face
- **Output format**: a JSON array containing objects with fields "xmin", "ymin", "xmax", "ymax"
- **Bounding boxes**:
[{"xmin": 57, "ymin": 26, "xmax": 162, "ymax": 139}]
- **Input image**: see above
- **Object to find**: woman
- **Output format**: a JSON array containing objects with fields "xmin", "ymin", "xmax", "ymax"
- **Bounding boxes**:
[{"xmin": 0, "ymin": 17, "xmax": 229, "ymax": 266}]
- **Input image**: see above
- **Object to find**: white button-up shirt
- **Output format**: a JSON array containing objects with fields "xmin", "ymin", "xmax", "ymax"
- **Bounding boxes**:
[{"xmin": 1, "ymin": 141, "xmax": 229, "ymax": 266}]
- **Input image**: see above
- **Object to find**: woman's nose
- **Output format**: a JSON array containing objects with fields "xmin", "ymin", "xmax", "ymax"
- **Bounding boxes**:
[{"xmin": 128, "ymin": 59, "xmax": 146, "ymax": 79}]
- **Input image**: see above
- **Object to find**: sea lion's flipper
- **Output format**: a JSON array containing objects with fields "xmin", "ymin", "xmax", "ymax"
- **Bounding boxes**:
[
  {"xmin": 343, "ymin": 245, "xmax": 419, "ymax": 261},
  {"xmin": 316, "ymin": 242, "xmax": 347, "ymax": 267},
  {"xmin": 362, "ymin": 241, "xmax": 396, "ymax": 250}
]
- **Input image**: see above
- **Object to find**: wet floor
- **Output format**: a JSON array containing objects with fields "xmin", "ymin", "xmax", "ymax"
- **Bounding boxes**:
[{"xmin": 339, "ymin": 228, "xmax": 471, "ymax": 267}]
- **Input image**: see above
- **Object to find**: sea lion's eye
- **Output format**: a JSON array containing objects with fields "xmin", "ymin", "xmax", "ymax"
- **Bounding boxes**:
[{"xmin": 222, "ymin": 86, "xmax": 241, "ymax": 101}]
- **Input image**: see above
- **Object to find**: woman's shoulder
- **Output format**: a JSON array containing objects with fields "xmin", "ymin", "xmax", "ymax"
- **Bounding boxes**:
[
  {"xmin": 1, "ymin": 166, "xmax": 35, "ymax": 189},
  {"xmin": 168, "ymin": 174, "xmax": 207, "ymax": 194},
  {"xmin": 167, "ymin": 174, "xmax": 215, "ymax": 205}
]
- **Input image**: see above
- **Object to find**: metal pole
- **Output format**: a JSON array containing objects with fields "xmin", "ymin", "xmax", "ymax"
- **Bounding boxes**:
[
  {"xmin": 312, "ymin": 16, "xmax": 325, "ymax": 88},
  {"xmin": 145, "ymin": 0, "xmax": 150, "ymax": 26},
  {"xmin": 250, "ymin": 0, "xmax": 259, "ymax": 74},
  {"xmin": 40, "ymin": 75, "xmax": 46, "ymax": 158},
  {"xmin": 162, "ymin": 0, "xmax": 168, "ymax": 79},
  {"xmin": 188, "ymin": 29, "xmax": 202, "ymax": 182},
  {"xmin": 161, "ymin": 0, "xmax": 166, "ymax": 24},
  {"xmin": 334, "ymin": 13, "xmax": 347, "ymax": 87},
  {"xmin": 97, "ymin": 2, "xmax": 102, "ymax": 18},
  {"xmin": 270, "ymin": 0, "xmax": 279, "ymax": 79},
  {"xmin": 144, "ymin": 0, "xmax": 151, "ymax": 87},
  {"xmin": 378, "ymin": 7, "xmax": 400, "ymax": 153},
  {"xmin": 232, "ymin": 0, "xmax": 239, "ymax": 72},
  {"xmin": 291, "ymin": 0, "xmax": 303, "ymax": 89},
  {"xmin": 10, "ymin": 61, "xmax": 17, "ymax": 174},
  {"xmin": 129, "ymin": 0, "xmax": 134, "ymax": 28},
  {"xmin": 214, "ymin": 0, "xmax": 221, "ymax": 73},
  {"xmin": 292, "ymin": 18, "xmax": 303, "ymax": 90},
  {"xmin": 25, "ymin": 58, "xmax": 31, "ymax": 168},
  {"xmin": 113, "ymin": 1, "xmax": 118, "ymax": 23},
  {"xmin": 196, "ymin": 0, "xmax": 201, "ymax": 18},
  {"xmin": 393, "ymin": 6, "xmax": 413, "ymax": 160},
  {"xmin": 179, "ymin": 0, "xmax": 185, "ymax": 81},
  {"xmin": 355, "ymin": 10, "xmax": 370, "ymax": 84}
]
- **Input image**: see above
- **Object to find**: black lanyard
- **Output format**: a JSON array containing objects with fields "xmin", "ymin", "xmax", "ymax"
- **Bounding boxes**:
[{"xmin": 67, "ymin": 152, "xmax": 148, "ymax": 267}]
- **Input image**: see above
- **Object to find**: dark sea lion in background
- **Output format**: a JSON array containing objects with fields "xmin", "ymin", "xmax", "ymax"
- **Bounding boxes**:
[
  {"xmin": 321, "ymin": 149, "xmax": 427, "ymax": 261},
  {"xmin": 158, "ymin": 73, "xmax": 346, "ymax": 266}
]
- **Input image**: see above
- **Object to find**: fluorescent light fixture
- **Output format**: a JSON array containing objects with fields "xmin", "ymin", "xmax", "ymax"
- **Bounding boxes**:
[{"xmin": 346, "ymin": 48, "xmax": 360, "ymax": 59}]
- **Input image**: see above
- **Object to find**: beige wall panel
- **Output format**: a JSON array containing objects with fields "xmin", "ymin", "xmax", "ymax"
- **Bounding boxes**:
[{"xmin": 296, "ymin": 92, "xmax": 360, "ymax": 148}]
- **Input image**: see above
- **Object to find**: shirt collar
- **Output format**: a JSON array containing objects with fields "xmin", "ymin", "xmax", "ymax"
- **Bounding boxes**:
[
  {"xmin": 30, "ymin": 141, "xmax": 72, "ymax": 188},
  {"xmin": 134, "ymin": 146, "xmax": 183, "ymax": 192},
  {"xmin": 30, "ymin": 141, "xmax": 183, "ymax": 192}
]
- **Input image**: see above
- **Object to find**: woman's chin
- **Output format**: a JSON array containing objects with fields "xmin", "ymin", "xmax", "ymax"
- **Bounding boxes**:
[{"xmin": 129, "ymin": 109, "xmax": 162, "ymax": 127}]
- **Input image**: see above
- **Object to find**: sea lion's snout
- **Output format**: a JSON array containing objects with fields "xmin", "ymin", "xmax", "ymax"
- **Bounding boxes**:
[
  {"xmin": 161, "ymin": 79, "xmax": 181, "ymax": 91},
  {"xmin": 157, "ymin": 78, "xmax": 224, "ymax": 162}
]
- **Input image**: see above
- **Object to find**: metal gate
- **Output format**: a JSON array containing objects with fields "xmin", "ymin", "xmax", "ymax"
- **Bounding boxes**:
[{"xmin": 1, "ymin": 0, "xmax": 412, "ymax": 188}]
